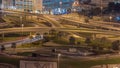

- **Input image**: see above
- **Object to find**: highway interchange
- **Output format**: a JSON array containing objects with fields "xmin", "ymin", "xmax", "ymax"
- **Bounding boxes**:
[
  {"xmin": 1, "ymin": 10, "xmax": 120, "ymax": 35},
  {"xmin": 1, "ymin": 9, "xmax": 120, "ymax": 68}
]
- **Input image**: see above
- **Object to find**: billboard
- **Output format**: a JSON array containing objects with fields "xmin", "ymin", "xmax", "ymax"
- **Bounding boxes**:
[{"xmin": 20, "ymin": 60, "xmax": 57, "ymax": 68}]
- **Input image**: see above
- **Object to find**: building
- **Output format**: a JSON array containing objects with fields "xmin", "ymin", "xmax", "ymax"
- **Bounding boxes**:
[
  {"xmin": 15, "ymin": 0, "xmax": 42, "ymax": 12},
  {"xmin": 72, "ymin": 0, "xmax": 81, "ymax": 12},
  {"xmin": 14, "ymin": 0, "xmax": 75, "ymax": 14},
  {"xmin": 43, "ymin": 0, "xmax": 74, "ymax": 9},
  {"xmin": 91, "ymin": 0, "xmax": 120, "ymax": 7},
  {"xmin": 79, "ymin": 0, "xmax": 91, "ymax": 4},
  {"xmin": 1, "ymin": 0, "xmax": 42, "ymax": 13},
  {"xmin": 42, "ymin": 0, "xmax": 75, "ymax": 14},
  {"xmin": 15, "ymin": 0, "xmax": 33, "ymax": 12},
  {"xmin": 34, "ymin": 0, "xmax": 43, "ymax": 13},
  {"xmin": 15, "ymin": 0, "xmax": 75, "ymax": 14},
  {"xmin": 1, "ymin": 0, "xmax": 14, "ymax": 9},
  {"xmin": 2, "ymin": 0, "xmax": 79, "ymax": 14}
]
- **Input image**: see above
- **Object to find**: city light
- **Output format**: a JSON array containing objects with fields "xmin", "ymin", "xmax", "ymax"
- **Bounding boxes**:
[{"xmin": 1, "ymin": 0, "xmax": 120, "ymax": 68}]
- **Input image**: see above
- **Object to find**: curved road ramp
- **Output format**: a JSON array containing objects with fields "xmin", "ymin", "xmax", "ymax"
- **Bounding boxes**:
[
  {"xmin": 91, "ymin": 64, "xmax": 120, "ymax": 68},
  {"xmin": 0, "ymin": 63, "xmax": 17, "ymax": 68}
]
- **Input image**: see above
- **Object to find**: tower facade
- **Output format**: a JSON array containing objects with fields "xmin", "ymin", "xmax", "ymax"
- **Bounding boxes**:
[
  {"xmin": 2, "ymin": 0, "xmax": 14, "ymax": 9},
  {"xmin": 15, "ymin": 0, "xmax": 42, "ymax": 12}
]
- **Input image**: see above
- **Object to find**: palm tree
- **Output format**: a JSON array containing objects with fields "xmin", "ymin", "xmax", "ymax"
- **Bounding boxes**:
[{"xmin": 11, "ymin": 43, "xmax": 16, "ymax": 52}]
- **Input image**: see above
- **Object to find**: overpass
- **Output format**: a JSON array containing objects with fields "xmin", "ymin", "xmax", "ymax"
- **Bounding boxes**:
[
  {"xmin": 1, "ymin": 10, "xmax": 120, "ymax": 36},
  {"xmin": 0, "ymin": 27, "xmax": 120, "ymax": 36}
]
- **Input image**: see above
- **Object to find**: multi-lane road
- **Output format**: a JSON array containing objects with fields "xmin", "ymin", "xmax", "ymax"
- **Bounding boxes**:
[
  {"xmin": 0, "ymin": 27, "xmax": 120, "ymax": 36},
  {"xmin": 0, "ymin": 34, "xmax": 43, "ymax": 47},
  {"xmin": 1, "ymin": 9, "xmax": 120, "ymax": 41}
]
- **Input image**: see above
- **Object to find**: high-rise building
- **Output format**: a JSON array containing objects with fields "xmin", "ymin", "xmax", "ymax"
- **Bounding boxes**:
[
  {"xmin": 15, "ymin": 0, "xmax": 75, "ymax": 14},
  {"xmin": 2, "ymin": 0, "xmax": 14, "ymax": 9},
  {"xmin": 2, "ymin": 0, "xmax": 79, "ymax": 14},
  {"xmin": 15, "ymin": 0, "xmax": 42, "ymax": 12},
  {"xmin": 43, "ymin": 0, "xmax": 74, "ymax": 10},
  {"xmin": 15, "ymin": 0, "xmax": 34, "ymax": 12},
  {"xmin": 42, "ymin": 0, "xmax": 75, "ymax": 14}
]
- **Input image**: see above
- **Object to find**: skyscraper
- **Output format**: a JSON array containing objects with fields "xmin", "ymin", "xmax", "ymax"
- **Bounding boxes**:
[
  {"xmin": 42, "ymin": 0, "xmax": 74, "ymax": 14},
  {"xmin": 15, "ymin": 0, "xmax": 42, "ymax": 12},
  {"xmin": 43, "ymin": 0, "xmax": 74, "ymax": 10},
  {"xmin": 2, "ymin": 0, "xmax": 14, "ymax": 9},
  {"xmin": 2, "ymin": 0, "xmax": 79, "ymax": 14}
]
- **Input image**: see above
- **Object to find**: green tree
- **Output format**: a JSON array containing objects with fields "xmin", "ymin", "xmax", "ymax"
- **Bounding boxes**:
[
  {"xmin": 0, "ymin": 45, "xmax": 5, "ymax": 52},
  {"xmin": 11, "ymin": 43, "xmax": 16, "ymax": 52},
  {"xmin": 69, "ymin": 36, "xmax": 76, "ymax": 45},
  {"xmin": 43, "ymin": 32, "xmax": 50, "ymax": 43},
  {"xmin": 56, "ymin": 31, "xmax": 64, "ymax": 38},
  {"xmin": 100, "ymin": 37, "xmax": 107, "ymax": 42},
  {"xmin": 90, "ymin": 7, "xmax": 101, "ymax": 15},
  {"xmin": 91, "ymin": 38, "xmax": 111, "ymax": 50},
  {"xmin": 85, "ymin": 37, "xmax": 92, "ymax": 45},
  {"xmin": 112, "ymin": 40, "xmax": 120, "ymax": 51},
  {"xmin": 49, "ymin": 29, "xmax": 57, "ymax": 35},
  {"xmin": 84, "ymin": 18, "xmax": 89, "ymax": 23}
]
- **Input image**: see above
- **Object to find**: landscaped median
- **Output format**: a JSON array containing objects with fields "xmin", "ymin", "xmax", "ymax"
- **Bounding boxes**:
[
  {"xmin": 60, "ymin": 56, "xmax": 120, "ymax": 68},
  {"xmin": 0, "ymin": 63, "xmax": 17, "ymax": 68},
  {"xmin": 1, "ymin": 55, "xmax": 120, "ymax": 68}
]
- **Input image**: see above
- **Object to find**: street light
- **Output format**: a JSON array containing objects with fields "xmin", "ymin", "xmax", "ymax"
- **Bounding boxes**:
[
  {"xmin": 100, "ymin": 6, "xmax": 103, "ymax": 17},
  {"xmin": 42, "ymin": 6, "xmax": 45, "ymax": 14},
  {"xmin": 109, "ymin": 16, "xmax": 113, "ymax": 27},
  {"xmin": 20, "ymin": 16, "xmax": 24, "ymax": 45},
  {"xmin": 59, "ymin": 1, "xmax": 62, "ymax": 9},
  {"xmin": 21, "ymin": 23, "xmax": 24, "ymax": 45},
  {"xmin": 20, "ymin": 16, "xmax": 22, "ymax": 23},
  {"xmin": 59, "ymin": 1, "xmax": 62, "ymax": 14},
  {"xmin": 109, "ymin": 16, "xmax": 112, "ymax": 22},
  {"xmin": 58, "ymin": 53, "xmax": 61, "ymax": 68},
  {"xmin": 20, "ymin": 16, "xmax": 24, "ymax": 32},
  {"xmin": 100, "ymin": 0, "xmax": 103, "ymax": 17}
]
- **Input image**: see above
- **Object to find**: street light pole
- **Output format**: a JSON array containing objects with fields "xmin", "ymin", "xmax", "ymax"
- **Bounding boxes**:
[
  {"xmin": 59, "ymin": 1, "xmax": 62, "ymax": 8},
  {"xmin": 21, "ymin": 23, "xmax": 24, "ymax": 45},
  {"xmin": 59, "ymin": 1, "xmax": 62, "ymax": 14},
  {"xmin": 20, "ymin": 16, "xmax": 24, "ymax": 45},
  {"xmin": 109, "ymin": 16, "xmax": 112, "ymax": 25},
  {"xmin": 100, "ymin": 0, "xmax": 103, "ymax": 17},
  {"xmin": 109, "ymin": 16, "xmax": 112, "ymax": 22},
  {"xmin": 42, "ymin": 6, "xmax": 45, "ymax": 14},
  {"xmin": 58, "ymin": 53, "xmax": 61, "ymax": 68}
]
